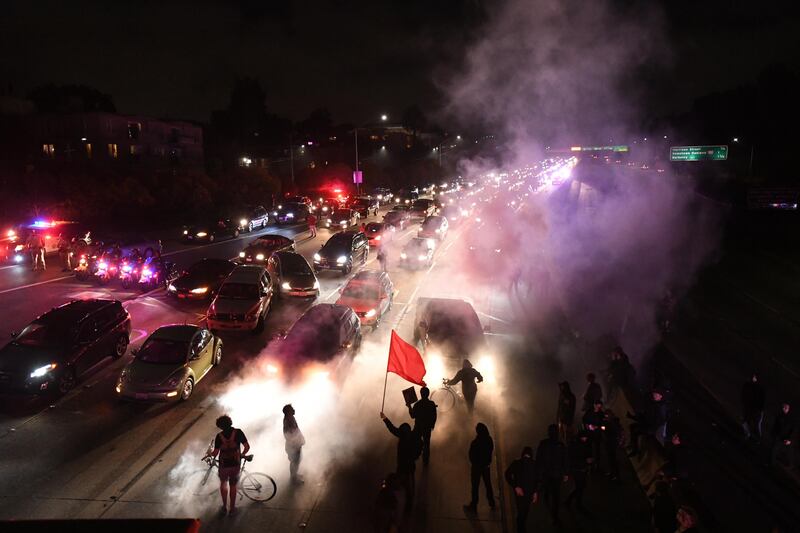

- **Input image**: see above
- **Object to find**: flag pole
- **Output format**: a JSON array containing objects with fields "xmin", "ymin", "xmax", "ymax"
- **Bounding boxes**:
[{"xmin": 381, "ymin": 330, "xmax": 393, "ymax": 412}]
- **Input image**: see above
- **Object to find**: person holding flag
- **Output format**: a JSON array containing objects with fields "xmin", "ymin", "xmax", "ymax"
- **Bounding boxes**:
[{"xmin": 380, "ymin": 329, "xmax": 428, "ymax": 512}]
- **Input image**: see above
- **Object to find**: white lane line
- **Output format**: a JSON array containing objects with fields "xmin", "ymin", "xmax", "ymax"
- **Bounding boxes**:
[
  {"xmin": 0, "ymin": 274, "xmax": 74, "ymax": 295},
  {"xmin": 0, "ymin": 265, "xmax": 20, "ymax": 271}
]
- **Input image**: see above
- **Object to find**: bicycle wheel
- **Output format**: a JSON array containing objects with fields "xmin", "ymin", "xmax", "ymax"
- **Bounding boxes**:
[
  {"xmin": 240, "ymin": 472, "xmax": 277, "ymax": 502},
  {"xmin": 184, "ymin": 469, "xmax": 218, "ymax": 498},
  {"xmin": 431, "ymin": 387, "xmax": 456, "ymax": 413}
]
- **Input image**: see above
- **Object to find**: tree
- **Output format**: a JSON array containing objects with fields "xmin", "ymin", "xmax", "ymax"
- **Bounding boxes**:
[{"xmin": 297, "ymin": 108, "xmax": 333, "ymax": 142}]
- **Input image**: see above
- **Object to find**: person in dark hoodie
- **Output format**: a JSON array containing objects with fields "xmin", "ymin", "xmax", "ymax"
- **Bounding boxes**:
[
  {"xmin": 465, "ymin": 422, "xmax": 495, "ymax": 512},
  {"xmin": 582, "ymin": 373, "xmax": 603, "ymax": 412},
  {"xmin": 408, "ymin": 386, "xmax": 437, "ymax": 466},
  {"xmin": 565, "ymin": 430, "xmax": 592, "ymax": 512},
  {"xmin": 380, "ymin": 412, "xmax": 420, "ymax": 511},
  {"xmin": 742, "ymin": 372, "xmax": 766, "ymax": 442},
  {"xmin": 447, "ymin": 359, "xmax": 484, "ymax": 414},
  {"xmin": 557, "ymin": 381, "xmax": 577, "ymax": 442},
  {"xmin": 505, "ymin": 446, "xmax": 537, "ymax": 532},
  {"xmin": 536, "ymin": 424, "xmax": 568, "ymax": 524},
  {"xmin": 770, "ymin": 402, "xmax": 796, "ymax": 468}
]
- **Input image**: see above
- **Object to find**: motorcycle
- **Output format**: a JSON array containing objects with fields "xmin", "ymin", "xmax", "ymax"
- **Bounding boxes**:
[
  {"xmin": 118, "ymin": 255, "xmax": 144, "ymax": 289},
  {"xmin": 94, "ymin": 254, "xmax": 121, "ymax": 285},
  {"xmin": 138, "ymin": 258, "xmax": 177, "ymax": 292}
]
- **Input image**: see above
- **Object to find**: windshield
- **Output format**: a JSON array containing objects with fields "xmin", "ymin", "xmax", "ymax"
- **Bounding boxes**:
[
  {"xmin": 136, "ymin": 338, "xmax": 188, "ymax": 364},
  {"xmin": 331, "ymin": 210, "xmax": 350, "ymax": 219},
  {"xmin": 280, "ymin": 253, "xmax": 312, "ymax": 275},
  {"xmin": 283, "ymin": 314, "xmax": 339, "ymax": 357},
  {"xmin": 342, "ymin": 283, "xmax": 379, "ymax": 300},
  {"xmin": 15, "ymin": 321, "xmax": 72, "ymax": 347},
  {"xmin": 422, "ymin": 218, "xmax": 440, "ymax": 229},
  {"xmin": 406, "ymin": 239, "xmax": 430, "ymax": 252},
  {"xmin": 325, "ymin": 234, "xmax": 351, "ymax": 250},
  {"xmin": 218, "ymin": 282, "xmax": 259, "ymax": 299}
]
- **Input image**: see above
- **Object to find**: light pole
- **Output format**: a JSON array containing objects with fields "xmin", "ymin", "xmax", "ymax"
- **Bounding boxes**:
[{"xmin": 354, "ymin": 113, "xmax": 387, "ymax": 196}]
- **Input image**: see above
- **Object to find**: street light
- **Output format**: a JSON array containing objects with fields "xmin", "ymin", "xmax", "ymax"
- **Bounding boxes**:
[
  {"xmin": 456, "ymin": 135, "xmax": 461, "ymax": 140},
  {"xmin": 381, "ymin": 114, "xmax": 388, "ymax": 122},
  {"xmin": 354, "ymin": 113, "xmax": 387, "ymax": 195}
]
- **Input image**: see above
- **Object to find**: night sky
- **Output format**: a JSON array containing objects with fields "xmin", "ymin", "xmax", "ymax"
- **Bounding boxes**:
[{"xmin": 1, "ymin": 0, "xmax": 797, "ymax": 124}]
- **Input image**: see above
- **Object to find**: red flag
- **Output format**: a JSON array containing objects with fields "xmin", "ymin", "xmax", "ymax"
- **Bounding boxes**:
[{"xmin": 387, "ymin": 329, "xmax": 426, "ymax": 386}]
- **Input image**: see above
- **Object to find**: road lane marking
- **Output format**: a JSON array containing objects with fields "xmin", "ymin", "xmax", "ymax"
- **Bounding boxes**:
[{"xmin": 0, "ymin": 274, "xmax": 74, "ymax": 295}]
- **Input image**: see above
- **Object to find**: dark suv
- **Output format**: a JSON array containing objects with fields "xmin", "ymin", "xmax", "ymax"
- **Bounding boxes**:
[
  {"xmin": 275, "ymin": 304, "xmax": 362, "ymax": 368},
  {"xmin": 313, "ymin": 231, "xmax": 369, "ymax": 274},
  {"xmin": 0, "ymin": 299, "xmax": 131, "ymax": 394}
]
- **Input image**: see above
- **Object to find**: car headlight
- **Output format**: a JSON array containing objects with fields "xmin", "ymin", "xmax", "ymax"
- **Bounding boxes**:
[
  {"xmin": 322, "ymin": 207, "xmax": 328, "ymax": 212},
  {"xmin": 327, "ymin": 219, "xmax": 332, "ymax": 224},
  {"xmin": 14, "ymin": 254, "xmax": 24, "ymax": 262},
  {"xmin": 196, "ymin": 232, "xmax": 207, "ymax": 237},
  {"xmin": 336, "ymin": 255, "xmax": 347, "ymax": 264},
  {"xmin": 418, "ymin": 254, "xmax": 427, "ymax": 261},
  {"xmin": 183, "ymin": 230, "xmax": 188, "ymax": 235},
  {"xmin": 314, "ymin": 253, "xmax": 321, "ymax": 261},
  {"xmin": 239, "ymin": 251, "xmax": 245, "ymax": 258},
  {"xmin": 256, "ymin": 253, "xmax": 265, "ymax": 261},
  {"xmin": 375, "ymin": 235, "xmax": 381, "ymax": 241},
  {"xmin": 365, "ymin": 309, "xmax": 377, "ymax": 318},
  {"xmin": 281, "ymin": 282, "xmax": 291, "ymax": 290},
  {"xmin": 190, "ymin": 287, "xmax": 208, "ymax": 294},
  {"xmin": 142, "ymin": 268, "xmax": 152, "ymax": 277},
  {"xmin": 168, "ymin": 284, "xmax": 177, "ymax": 292},
  {"xmin": 272, "ymin": 211, "xmax": 278, "ymax": 216},
  {"xmin": 30, "ymin": 363, "xmax": 57, "ymax": 379},
  {"xmin": 98, "ymin": 261, "xmax": 108, "ymax": 269},
  {"xmin": 14, "ymin": 244, "xmax": 23, "ymax": 252},
  {"xmin": 405, "ymin": 199, "xmax": 410, "ymax": 204},
  {"xmin": 287, "ymin": 213, "xmax": 294, "ymax": 218},
  {"xmin": 340, "ymin": 220, "xmax": 347, "ymax": 226},
  {"xmin": 313, "ymin": 280, "xmax": 320, "ymax": 289},
  {"xmin": 122, "ymin": 264, "xmax": 132, "ymax": 273},
  {"xmin": 278, "ymin": 204, "xmax": 282, "ymax": 209},
  {"xmin": 240, "ymin": 218, "xmax": 248, "ymax": 226},
  {"xmin": 400, "ymin": 252, "xmax": 407, "ymax": 259}
]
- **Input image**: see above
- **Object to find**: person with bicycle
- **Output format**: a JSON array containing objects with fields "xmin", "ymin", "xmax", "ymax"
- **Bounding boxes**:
[
  {"xmin": 408, "ymin": 386, "xmax": 437, "ymax": 466},
  {"xmin": 204, "ymin": 415, "xmax": 250, "ymax": 516},
  {"xmin": 446, "ymin": 359, "xmax": 484, "ymax": 414}
]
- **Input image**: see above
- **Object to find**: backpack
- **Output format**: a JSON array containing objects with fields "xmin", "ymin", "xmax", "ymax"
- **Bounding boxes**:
[{"xmin": 218, "ymin": 429, "xmax": 241, "ymax": 464}]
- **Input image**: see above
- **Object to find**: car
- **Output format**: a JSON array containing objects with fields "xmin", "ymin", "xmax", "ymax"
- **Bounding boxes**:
[
  {"xmin": 237, "ymin": 206, "xmax": 269, "ymax": 232},
  {"xmin": 273, "ymin": 203, "xmax": 309, "ymax": 225},
  {"xmin": 418, "ymin": 215, "xmax": 449, "ymax": 241},
  {"xmin": 350, "ymin": 197, "xmax": 379, "ymax": 218},
  {"xmin": 364, "ymin": 222, "xmax": 395, "ymax": 246},
  {"xmin": 399, "ymin": 237, "xmax": 435, "ymax": 269},
  {"xmin": 313, "ymin": 199, "xmax": 339, "ymax": 216},
  {"xmin": 373, "ymin": 188, "xmax": 393, "ymax": 203},
  {"xmin": 0, "ymin": 299, "xmax": 131, "ymax": 394},
  {"xmin": 409, "ymin": 199, "xmax": 435, "ymax": 219},
  {"xmin": 183, "ymin": 218, "xmax": 240, "ymax": 243},
  {"xmin": 336, "ymin": 270, "xmax": 394, "ymax": 328},
  {"xmin": 115, "ymin": 325, "xmax": 222, "ymax": 402},
  {"xmin": 238, "ymin": 234, "xmax": 295, "ymax": 264},
  {"xmin": 207, "ymin": 265, "xmax": 274, "ymax": 333},
  {"xmin": 413, "ymin": 297, "xmax": 487, "ymax": 358},
  {"xmin": 382, "ymin": 210, "xmax": 409, "ymax": 230},
  {"xmin": 325, "ymin": 208, "xmax": 360, "ymax": 229},
  {"xmin": 284, "ymin": 195, "xmax": 313, "ymax": 209},
  {"xmin": 1, "ymin": 220, "xmax": 89, "ymax": 264},
  {"xmin": 273, "ymin": 303, "xmax": 361, "ymax": 365},
  {"xmin": 266, "ymin": 250, "xmax": 320, "ymax": 298},
  {"xmin": 167, "ymin": 258, "xmax": 237, "ymax": 299},
  {"xmin": 313, "ymin": 230, "xmax": 369, "ymax": 274},
  {"xmin": 440, "ymin": 205, "xmax": 469, "ymax": 226}
]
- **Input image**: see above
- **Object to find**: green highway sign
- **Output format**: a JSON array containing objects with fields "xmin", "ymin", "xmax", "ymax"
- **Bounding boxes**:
[{"xmin": 669, "ymin": 145, "xmax": 728, "ymax": 161}]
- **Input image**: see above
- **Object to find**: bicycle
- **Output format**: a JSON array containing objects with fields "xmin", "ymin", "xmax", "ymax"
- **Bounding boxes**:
[
  {"xmin": 430, "ymin": 378, "xmax": 462, "ymax": 413},
  {"xmin": 186, "ymin": 448, "xmax": 277, "ymax": 503}
]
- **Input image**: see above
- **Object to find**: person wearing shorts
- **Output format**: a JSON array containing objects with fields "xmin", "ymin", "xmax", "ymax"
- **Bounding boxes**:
[{"xmin": 205, "ymin": 415, "xmax": 250, "ymax": 516}]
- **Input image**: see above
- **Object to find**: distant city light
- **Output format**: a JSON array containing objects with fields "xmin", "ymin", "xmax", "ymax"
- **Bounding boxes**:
[
  {"xmin": 307, "ymin": 141, "xmax": 313, "ymax": 146},
  {"xmin": 733, "ymin": 137, "xmax": 739, "ymax": 142},
  {"xmin": 381, "ymin": 114, "xmax": 388, "ymax": 121}
]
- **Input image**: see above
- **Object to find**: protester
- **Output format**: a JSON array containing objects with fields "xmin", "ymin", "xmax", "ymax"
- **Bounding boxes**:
[
  {"xmin": 741, "ymin": 372, "xmax": 766, "ymax": 442},
  {"xmin": 651, "ymin": 481, "xmax": 677, "ymax": 533},
  {"xmin": 377, "ymin": 246, "xmax": 388, "ymax": 272},
  {"xmin": 447, "ymin": 359, "xmax": 484, "ymax": 414},
  {"xmin": 57, "ymin": 233, "xmax": 72, "ymax": 271},
  {"xmin": 380, "ymin": 412, "xmax": 420, "ymax": 512},
  {"xmin": 606, "ymin": 346, "xmax": 635, "ymax": 403},
  {"xmin": 203, "ymin": 415, "xmax": 250, "ymax": 517},
  {"xmin": 565, "ymin": 431, "xmax": 592, "ymax": 512},
  {"xmin": 582, "ymin": 400, "xmax": 605, "ymax": 467},
  {"xmin": 374, "ymin": 473, "xmax": 399, "ymax": 533},
  {"xmin": 627, "ymin": 389, "xmax": 668, "ymax": 456},
  {"xmin": 504, "ymin": 446, "xmax": 537, "ymax": 533},
  {"xmin": 557, "ymin": 381, "xmax": 576, "ymax": 442},
  {"xmin": 603, "ymin": 409, "xmax": 623, "ymax": 481},
  {"xmin": 465, "ymin": 422, "xmax": 495, "ymax": 512},
  {"xmin": 535, "ymin": 424, "xmax": 568, "ymax": 524},
  {"xmin": 283, "ymin": 404, "xmax": 306, "ymax": 483},
  {"xmin": 582, "ymin": 372, "xmax": 602, "ymax": 412},
  {"xmin": 770, "ymin": 402, "xmax": 796, "ymax": 469},
  {"xmin": 408, "ymin": 386, "xmax": 437, "ymax": 466},
  {"xmin": 307, "ymin": 212, "xmax": 317, "ymax": 237}
]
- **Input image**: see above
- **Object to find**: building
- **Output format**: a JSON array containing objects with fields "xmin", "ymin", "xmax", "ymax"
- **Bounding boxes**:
[{"xmin": 13, "ymin": 112, "xmax": 203, "ymax": 168}]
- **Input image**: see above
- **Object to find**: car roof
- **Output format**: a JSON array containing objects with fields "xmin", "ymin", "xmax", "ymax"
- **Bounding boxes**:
[
  {"xmin": 302, "ymin": 303, "xmax": 352, "ymax": 321},
  {"xmin": 225, "ymin": 265, "xmax": 266, "ymax": 282},
  {"xmin": 39, "ymin": 299, "xmax": 118, "ymax": 324},
  {"xmin": 150, "ymin": 324, "xmax": 200, "ymax": 342}
]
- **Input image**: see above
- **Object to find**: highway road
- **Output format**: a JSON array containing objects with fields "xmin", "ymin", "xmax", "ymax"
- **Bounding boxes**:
[{"xmin": 0, "ymin": 172, "xmax": 656, "ymax": 532}]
